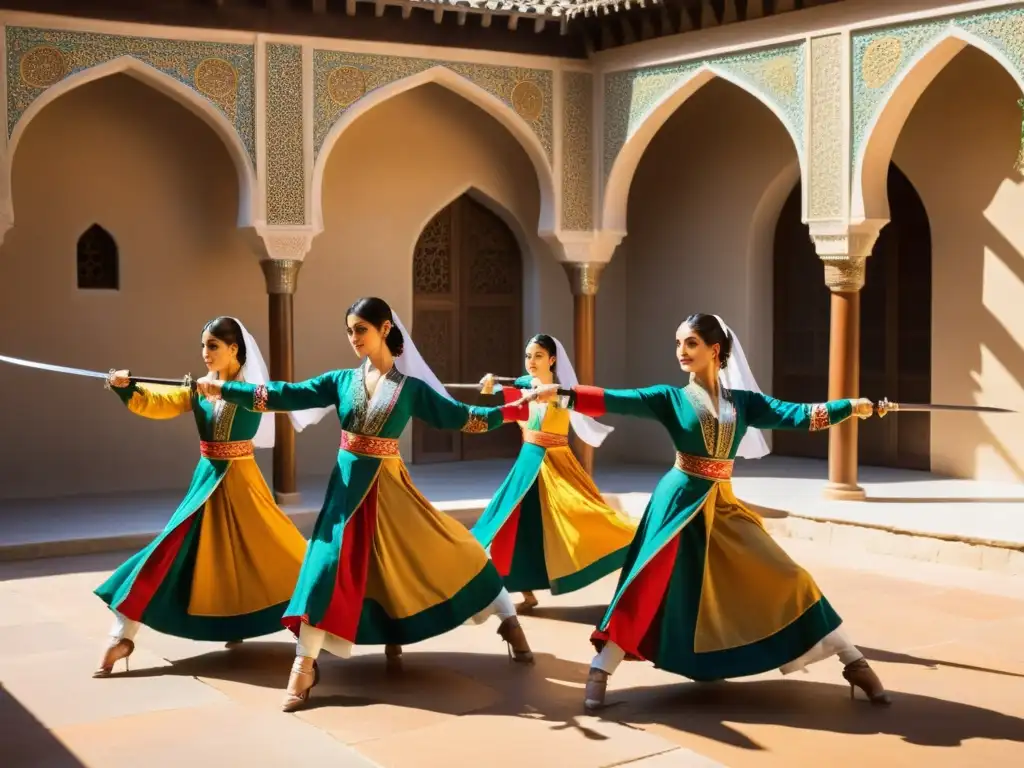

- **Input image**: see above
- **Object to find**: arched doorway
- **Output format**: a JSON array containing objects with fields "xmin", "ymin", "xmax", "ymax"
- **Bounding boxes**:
[
  {"xmin": 411, "ymin": 193, "xmax": 523, "ymax": 463},
  {"xmin": 773, "ymin": 163, "xmax": 932, "ymax": 470}
]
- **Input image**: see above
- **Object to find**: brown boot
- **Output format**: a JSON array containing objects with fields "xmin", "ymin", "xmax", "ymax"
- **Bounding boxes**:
[
  {"xmin": 517, "ymin": 591, "xmax": 539, "ymax": 613},
  {"xmin": 281, "ymin": 656, "xmax": 320, "ymax": 712},
  {"xmin": 224, "ymin": 640, "xmax": 243, "ymax": 649},
  {"xmin": 842, "ymin": 659, "xmax": 892, "ymax": 706},
  {"xmin": 385, "ymin": 644, "xmax": 403, "ymax": 671},
  {"xmin": 584, "ymin": 667, "xmax": 608, "ymax": 710},
  {"xmin": 93, "ymin": 638, "xmax": 135, "ymax": 678},
  {"xmin": 497, "ymin": 616, "xmax": 534, "ymax": 663}
]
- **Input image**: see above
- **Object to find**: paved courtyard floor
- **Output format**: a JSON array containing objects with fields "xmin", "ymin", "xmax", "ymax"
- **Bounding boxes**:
[{"xmin": 2, "ymin": 537, "xmax": 1022, "ymax": 768}]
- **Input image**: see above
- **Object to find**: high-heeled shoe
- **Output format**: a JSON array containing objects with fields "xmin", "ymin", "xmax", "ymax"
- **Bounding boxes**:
[
  {"xmin": 842, "ymin": 659, "xmax": 892, "ymax": 706},
  {"xmin": 385, "ymin": 644, "xmax": 403, "ymax": 671},
  {"xmin": 281, "ymin": 656, "xmax": 320, "ymax": 713},
  {"xmin": 584, "ymin": 667, "xmax": 608, "ymax": 710},
  {"xmin": 93, "ymin": 638, "xmax": 135, "ymax": 678},
  {"xmin": 517, "ymin": 591, "xmax": 539, "ymax": 614},
  {"xmin": 497, "ymin": 616, "xmax": 534, "ymax": 663}
]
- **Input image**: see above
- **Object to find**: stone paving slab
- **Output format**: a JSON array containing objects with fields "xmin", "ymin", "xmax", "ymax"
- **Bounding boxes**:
[{"xmin": 1, "ymin": 538, "xmax": 1023, "ymax": 767}]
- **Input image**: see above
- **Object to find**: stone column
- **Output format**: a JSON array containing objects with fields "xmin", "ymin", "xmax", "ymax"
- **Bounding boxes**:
[
  {"xmin": 812, "ymin": 223, "xmax": 883, "ymax": 501},
  {"xmin": 562, "ymin": 261, "xmax": 605, "ymax": 477},
  {"xmin": 252, "ymin": 231, "xmax": 314, "ymax": 505}
]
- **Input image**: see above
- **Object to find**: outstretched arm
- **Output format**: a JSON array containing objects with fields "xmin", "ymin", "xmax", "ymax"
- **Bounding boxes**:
[
  {"xmin": 414, "ymin": 379, "xmax": 528, "ymax": 433},
  {"xmin": 741, "ymin": 391, "xmax": 866, "ymax": 431},
  {"xmin": 568, "ymin": 385, "xmax": 674, "ymax": 423},
  {"xmin": 109, "ymin": 371, "xmax": 192, "ymax": 420},
  {"xmin": 218, "ymin": 371, "xmax": 342, "ymax": 414}
]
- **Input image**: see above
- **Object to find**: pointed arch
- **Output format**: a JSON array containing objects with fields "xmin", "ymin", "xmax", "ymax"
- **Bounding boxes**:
[
  {"xmin": 854, "ymin": 29, "xmax": 1024, "ymax": 221},
  {"xmin": 601, "ymin": 66, "xmax": 806, "ymax": 233},
  {"xmin": 6, "ymin": 56, "xmax": 257, "ymax": 227},
  {"xmin": 311, "ymin": 66, "xmax": 557, "ymax": 237}
]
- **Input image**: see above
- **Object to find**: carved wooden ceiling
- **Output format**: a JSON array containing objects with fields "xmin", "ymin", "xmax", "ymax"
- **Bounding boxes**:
[{"xmin": 0, "ymin": 0, "xmax": 846, "ymax": 57}]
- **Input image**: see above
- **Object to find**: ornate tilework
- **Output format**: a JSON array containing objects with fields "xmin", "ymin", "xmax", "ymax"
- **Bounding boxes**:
[
  {"xmin": 313, "ymin": 50, "xmax": 553, "ymax": 164},
  {"xmin": 561, "ymin": 70, "xmax": 592, "ymax": 231},
  {"xmin": 603, "ymin": 43, "xmax": 806, "ymax": 183},
  {"xmin": 852, "ymin": 8, "xmax": 1024, "ymax": 171},
  {"xmin": 6, "ymin": 26, "xmax": 256, "ymax": 165},
  {"xmin": 266, "ymin": 43, "xmax": 304, "ymax": 225},
  {"xmin": 809, "ymin": 35, "xmax": 844, "ymax": 220}
]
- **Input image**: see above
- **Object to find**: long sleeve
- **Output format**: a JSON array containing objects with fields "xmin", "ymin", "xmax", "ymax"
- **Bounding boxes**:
[
  {"xmin": 569, "ymin": 385, "xmax": 674, "ymax": 422},
  {"xmin": 221, "ymin": 371, "xmax": 341, "ymax": 413},
  {"xmin": 413, "ymin": 378, "xmax": 526, "ymax": 432},
  {"xmin": 111, "ymin": 383, "xmax": 192, "ymax": 420},
  {"xmin": 741, "ymin": 391, "xmax": 853, "ymax": 431}
]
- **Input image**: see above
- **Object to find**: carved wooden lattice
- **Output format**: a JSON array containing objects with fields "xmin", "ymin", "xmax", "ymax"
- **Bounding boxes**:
[{"xmin": 412, "ymin": 195, "xmax": 522, "ymax": 464}]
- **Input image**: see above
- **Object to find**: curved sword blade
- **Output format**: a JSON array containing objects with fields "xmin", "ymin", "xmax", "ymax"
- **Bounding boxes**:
[{"xmin": 0, "ymin": 354, "xmax": 108, "ymax": 379}]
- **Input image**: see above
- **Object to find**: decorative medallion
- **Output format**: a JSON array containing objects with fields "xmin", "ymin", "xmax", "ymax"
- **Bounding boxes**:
[
  {"xmin": 760, "ymin": 55, "xmax": 798, "ymax": 99},
  {"xmin": 511, "ymin": 80, "xmax": 544, "ymax": 121},
  {"xmin": 861, "ymin": 36, "xmax": 903, "ymax": 90},
  {"xmin": 193, "ymin": 57, "xmax": 238, "ymax": 99},
  {"xmin": 327, "ymin": 66, "xmax": 366, "ymax": 106},
  {"xmin": 20, "ymin": 45, "xmax": 67, "ymax": 88}
]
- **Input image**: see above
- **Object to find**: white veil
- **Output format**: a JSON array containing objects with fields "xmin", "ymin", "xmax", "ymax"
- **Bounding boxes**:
[
  {"xmin": 225, "ymin": 318, "xmax": 322, "ymax": 448},
  {"xmin": 712, "ymin": 315, "xmax": 770, "ymax": 460},
  {"xmin": 391, "ymin": 312, "xmax": 454, "ymax": 401},
  {"xmin": 549, "ymin": 336, "xmax": 614, "ymax": 447}
]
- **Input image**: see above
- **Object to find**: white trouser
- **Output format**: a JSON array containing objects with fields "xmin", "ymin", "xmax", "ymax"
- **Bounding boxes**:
[
  {"xmin": 591, "ymin": 627, "xmax": 864, "ymax": 676},
  {"xmin": 295, "ymin": 588, "xmax": 518, "ymax": 660},
  {"xmin": 109, "ymin": 611, "xmax": 141, "ymax": 643}
]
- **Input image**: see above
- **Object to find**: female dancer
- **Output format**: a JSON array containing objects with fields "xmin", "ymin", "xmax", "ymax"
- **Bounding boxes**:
[
  {"xmin": 473, "ymin": 334, "xmax": 636, "ymax": 610},
  {"xmin": 523, "ymin": 313, "xmax": 891, "ymax": 709},
  {"xmin": 198, "ymin": 297, "xmax": 535, "ymax": 712},
  {"xmin": 95, "ymin": 317, "xmax": 311, "ymax": 676}
]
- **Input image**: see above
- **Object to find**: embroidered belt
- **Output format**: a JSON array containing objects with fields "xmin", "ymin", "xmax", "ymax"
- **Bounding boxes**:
[
  {"xmin": 674, "ymin": 452, "xmax": 733, "ymax": 481},
  {"xmin": 200, "ymin": 440, "xmax": 254, "ymax": 460},
  {"xmin": 340, "ymin": 431, "xmax": 400, "ymax": 458},
  {"xmin": 522, "ymin": 429, "xmax": 569, "ymax": 448}
]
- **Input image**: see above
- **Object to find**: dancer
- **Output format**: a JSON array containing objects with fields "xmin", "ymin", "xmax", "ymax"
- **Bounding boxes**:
[
  {"xmin": 473, "ymin": 334, "xmax": 636, "ymax": 610},
  {"xmin": 198, "ymin": 297, "xmax": 535, "ymax": 713},
  {"xmin": 522, "ymin": 313, "xmax": 891, "ymax": 709},
  {"xmin": 94, "ymin": 316, "xmax": 311, "ymax": 677}
]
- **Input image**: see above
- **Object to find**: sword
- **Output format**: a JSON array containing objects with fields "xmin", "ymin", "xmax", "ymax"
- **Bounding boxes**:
[
  {"xmin": 876, "ymin": 397, "xmax": 1015, "ymax": 417},
  {"xmin": 444, "ymin": 376, "xmax": 519, "ymax": 395},
  {"xmin": 0, "ymin": 354, "xmax": 194, "ymax": 389}
]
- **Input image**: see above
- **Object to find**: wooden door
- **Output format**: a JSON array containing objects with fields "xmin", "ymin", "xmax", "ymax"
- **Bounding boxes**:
[
  {"xmin": 772, "ymin": 163, "xmax": 932, "ymax": 469},
  {"xmin": 412, "ymin": 195, "xmax": 523, "ymax": 463}
]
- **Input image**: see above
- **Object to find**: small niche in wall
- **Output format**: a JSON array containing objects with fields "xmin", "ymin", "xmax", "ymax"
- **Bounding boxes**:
[{"xmin": 77, "ymin": 224, "xmax": 119, "ymax": 290}]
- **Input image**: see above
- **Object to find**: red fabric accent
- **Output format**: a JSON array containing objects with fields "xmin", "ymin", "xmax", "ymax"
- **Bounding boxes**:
[
  {"xmin": 501, "ymin": 401, "xmax": 530, "ymax": 422},
  {"xmin": 573, "ymin": 385, "xmax": 607, "ymax": 418},
  {"xmin": 591, "ymin": 534, "xmax": 680, "ymax": 661},
  {"xmin": 501, "ymin": 387, "xmax": 523, "ymax": 405},
  {"xmin": 316, "ymin": 481, "xmax": 380, "ymax": 641},
  {"xmin": 116, "ymin": 516, "xmax": 196, "ymax": 621},
  {"xmin": 489, "ymin": 504, "xmax": 522, "ymax": 576}
]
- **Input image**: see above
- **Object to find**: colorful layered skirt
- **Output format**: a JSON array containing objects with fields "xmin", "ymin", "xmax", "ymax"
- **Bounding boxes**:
[
  {"xmin": 95, "ymin": 440, "xmax": 306, "ymax": 641},
  {"xmin": 592, "ymin": 452, "xmax": 843, "ymax": 681},
  {"xmin": 472, "ymin": 429, "xmax": 637, "ymax": 595},
  {"xmin": 281, "ymin": 431, "xmax": 504, "ymax": 653}
]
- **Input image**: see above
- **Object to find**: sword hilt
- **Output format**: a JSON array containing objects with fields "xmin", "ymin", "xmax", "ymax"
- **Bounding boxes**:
[
  {"xmin": 875, "ymin": 398, "xmax": 898, "ymax": 418},
  {"xmin": 106, "ymin": 369, "xmax": 195, "ymax": 390}
]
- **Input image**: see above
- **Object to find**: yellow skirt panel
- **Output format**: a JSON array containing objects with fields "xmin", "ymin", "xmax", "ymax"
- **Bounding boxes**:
[
  {"xmin": 189, "ymin": 460, "xmax": 307, "ymax": 617},
  {"xmin": 364, "ymin": 460, "xmax": 491, "ymax": 619},
  {"xmin": 537, "ymin": 447, "xmax": 638, "ymax": 581},
  {"xmin": 693, "ymin": 482, "xmax": 823, "ymax": 653}
]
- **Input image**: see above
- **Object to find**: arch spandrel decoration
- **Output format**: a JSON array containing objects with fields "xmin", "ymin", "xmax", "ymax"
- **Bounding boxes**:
[
  {"xmin": 6, "ymin": 26, "xmax": 256, "ymax": 164},
  {"xmin": 602, "ymin": 42, "xmax": 807, "ymax": 186},
  {"xmin": 853, "ymin": 9, "xmax": 1024, "ymax": 175},
  {"xmin": 312, "ymin": 50, "xmax": 553, "ymax": 165}
]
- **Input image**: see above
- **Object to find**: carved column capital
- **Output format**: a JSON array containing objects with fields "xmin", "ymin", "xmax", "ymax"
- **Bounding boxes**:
[
  {"xmin": 260, "ymin": 258, "xmax": 303, "ymax": 295},
  {"xmin": 809, "ymin": 219, "xmax": 886, "ymax": 294},
  {"xmin": 821, "ymin": 258, "xmax": 867, "ymax": 293},
  {"xmin": 562, "ymin": 262, "xmax": 606, "ymax": 296}
]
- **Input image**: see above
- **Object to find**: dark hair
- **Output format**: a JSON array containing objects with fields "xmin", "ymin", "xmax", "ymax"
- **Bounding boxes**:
[
  {"xmin": 682, "ymin": 313, "xmax": 732, "ymax": 369},
  {"xmin": 527, "ymin": 333, "xmax": 558, "ymax": 376},
  {"xmin": 346, "ymin": 296, "xmax": 405, "ymax": 357},
  {"xmin": 203, "ymin": 316, "xmax": 247, "ymax": 365}
]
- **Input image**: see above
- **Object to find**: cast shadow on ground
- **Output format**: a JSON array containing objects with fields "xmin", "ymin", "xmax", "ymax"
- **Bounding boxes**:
[
  {"xmin": 102, "ymin": 641, "xmax": 1024, "ymax": 752},
  {"xmin": 1, "ymin": 686, "xmax": 86, "ymax": 767}
]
